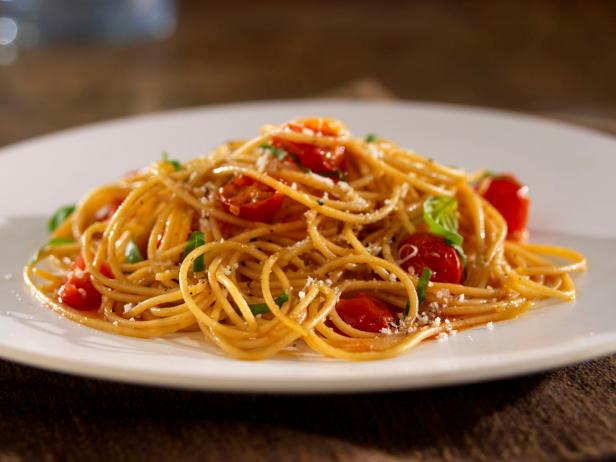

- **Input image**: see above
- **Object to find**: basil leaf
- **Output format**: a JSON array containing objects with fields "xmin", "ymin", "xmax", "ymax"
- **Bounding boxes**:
[
  {"xmin": 423, "ymin": 196, "xmax": 463, "ymax": 246},
  {"xmin": 365, "ymin": 134, "xmax": 378, "ymax": 143},
  {"xmin": 260, "ymin": 143, "xmax": 288, "ymax": 160},
  {"xmin": 416, "ymin": 267, "xmax": 432, "ymax": 305},
  {"xmin": 162, "ymin": 151, "xmax": 182, "ymax": 171},
  {"xmin": 404, "ymin": 302, "xmax": 410, "ymax": 317},
  {"xmin": 321, "ymin": 170, "xmax": 347, "ymax": 182},
  {"xmin": 48, "ymin": 238, "xmax": 75, "ymax": 246},
  {"xmin": 248, "ymin": 292, "xmax": 289, "ymax": 315},
  {"xmin": 183, "ymin": 231, "xmax": 205, "ymax": 272},
  {"xmin": 124, "ymin": 239, "xmax": 144, "ymax": 263},
  {"xmin": 48, "ymin": 204, "xmax": 76, "ymax": 232}
]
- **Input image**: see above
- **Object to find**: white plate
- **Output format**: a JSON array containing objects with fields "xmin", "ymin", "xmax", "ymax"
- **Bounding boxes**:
[{"xmin": 0, "ymin": 100, "xmax": 615, "ymax": 392}]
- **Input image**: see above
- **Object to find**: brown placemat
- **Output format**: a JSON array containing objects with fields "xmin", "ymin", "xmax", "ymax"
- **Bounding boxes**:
[{"xmin": 1, "ymin": 79, "xmax": 615, "ymax": 462}]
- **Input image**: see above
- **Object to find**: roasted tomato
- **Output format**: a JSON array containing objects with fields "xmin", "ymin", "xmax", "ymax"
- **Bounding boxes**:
[
  {"xmin": 335, "ymin": 294, "xmax": 396, "ymax": 333},
  {"xmin": 284, "ymin": 119, "xmax": 341, "ymax": 137},
  {"xmin": 398, "ymin": 232, "xmax": 464, "ymax": 284},
  {"xmin": 218, "ymin": 175, "xmax": 284, "ymax": 222},
  {"xmin": 478, "ymin": 174, "xmax": 529, "ymax": 241},
  {"xmin": 57, "ymin": 255, "xmax": 103, "ymax": 311},
  {"xmin": 272, "ymin": 119, "xmax": 346, "ymax": 175}
]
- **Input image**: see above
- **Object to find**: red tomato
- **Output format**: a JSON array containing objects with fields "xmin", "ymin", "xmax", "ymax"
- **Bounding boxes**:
[
  {"xmin": 218, "ymin": 175, "xmax": 284, "ymax": 222},
  {"xmin": 398, "ymin": 232, "xmax": 464, "ymax": 284},
  {"xmin": 335, "ymin": 294, "xmax": 396, "ymax": 333},
  {"xmin": 94, "ymin": 198, "xmax": 124, "ymax": 222},
  {"xmin": 57, "ymin": 256, "xmax": 102, "ymax": 311},
  {"xmin": 284, "ymin": 119, "xmax": 340, "ymax": 137},
  {"xmin": 272, "ymin": 119, "xmax": 346, "ymax": 175},
  {"xmin": 272, "ymin": 138, "xmax": 346, "ymax": 175},
  {"xmin": 100, "ymin": 262, "xmax": 114, "ymax": 278},
  {"xmin": 479, "ymin": 174, "xmax": 529, "ymax": 240}
]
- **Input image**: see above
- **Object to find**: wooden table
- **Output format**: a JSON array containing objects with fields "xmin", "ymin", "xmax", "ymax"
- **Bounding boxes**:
[{"xmin": 0, "ymin": 1, "xmax": 614, "ymax": 461}]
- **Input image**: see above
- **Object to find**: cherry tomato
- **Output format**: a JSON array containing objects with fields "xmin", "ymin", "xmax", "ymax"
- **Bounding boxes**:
[
  {"xmin": 272, "ymin": 139, "xmax": 346, "ymax": 175},
  {"xmin": 272, "ymin": 119, "xmax": 346, "ymax": 175},
  {"xmin": 335, "ymin": 294, "xmax": 396, "ymax": 333},
  {"xmin": 284, "ymin": 119, "xmax": 340, "ymax": 137},
  {"xmin": 398, "ymin": 232, "xmax": 464, "ymax": 284},
  {"xmin": 479, "ymin": 174, "xmax": 529, "ymax": 240},
  {"xmin": 57, "ymin": 256, "xmax": 102, "ymax": 311},
  {"xmin": 218, "ymin": 175, "xmax": 284, "ymax": 222}
]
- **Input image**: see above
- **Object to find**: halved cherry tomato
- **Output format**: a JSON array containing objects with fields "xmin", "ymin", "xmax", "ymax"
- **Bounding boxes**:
[
  {"xmin": 272, "ymin": 119, "xmax": 346, "ymax": 175},
  {"xmin": 284, "ymin": 119, "xmax": 340, "ymax": 137},
  {"xmin": 398, "ymin": 232, "xmax": 464, "ymax": 284},
  {"xmin": 94, "ymin": 198, "xmax": 124, "ymax": 222},
  {"xmin": 57, "ymin": 256, "xmax": 102, "ymax": 311},
  {"xmin": 335, "ymin": 294, "xmax": 396, "ymax": 333},
  {"xmin": 218, "ymin": 175, "xmax": 284, "ymax": 222},
  {"xmin": 479, "ymin": 174, "xmax": 529, "ymax": 240}
]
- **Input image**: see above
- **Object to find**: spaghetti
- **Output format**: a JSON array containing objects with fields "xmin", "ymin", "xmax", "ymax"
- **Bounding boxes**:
[{"xmin": 24, "ymin": 118, "xmax": 587, "ymax": 360}]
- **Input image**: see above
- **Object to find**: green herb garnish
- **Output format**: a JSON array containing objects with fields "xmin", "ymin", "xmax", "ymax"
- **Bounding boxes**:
[
  {"xmin": 422, "ymin": 196, "xmax": 467, "ymax": 264},
  {"xmin": 48, "ymin": 238, "xmax": 75, "ymax": 246},
  {"xmin": 365, "ymin": 134, "xmax": 378, "ymax": 143},
  {"xmin": 48, "ymin": 204, "xmax": 76, "ymax": 232},
  {"xmin": 321, "ymin": 170, "xmax": 347, "ymax": 182},
  {"xmin": 162, "ymin": 151, "xmax": 182, "ymax": 171},
  {"xmin": 248, "ymin": 292, "xmax": 289, "ymax": 315},
  {"xmin": 259, "ymin": 143, "xmax": 288, "ymax": 160},
  {"xmin": 183, "ymin": 231, "xmax": 205, "ymax": 272},
  {"xmin": 423, "ymin": 196, "xmax": 462, "ymax": 246},
  {"xmin": 416, "ymin": 267, "xmax": 432, "ymax": 305},
  {"xmin": 124, "ymin": 239, "xmax": 144, "ymax": 263}
]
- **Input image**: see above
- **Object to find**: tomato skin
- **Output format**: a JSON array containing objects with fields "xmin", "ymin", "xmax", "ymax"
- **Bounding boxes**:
[
  {"xmin": 57, "ymin": 256, "xmax": 102, "ymax": 311},
  {"xmin": 335, "ymin": 294, "xmax": 396, "ymax": 333},
  {"xmin": 218, "ymin": 175, "xmax": 284, "ymax": 222},
  {"xmin": 398, "ymin": 232, "xmax": 464, "ymax": 284},
  {"xmin": 100, "ymin": 262, "xmax": 113, "ymax": 278},
  {"xmin": 272, "ymin": 138, "xmax": 346, "ymax": 175},
  {"xmin": 272, "ymin": 119, "xmax": 346, "ymax": 175},
  {"xmin": 284, "ymin": 119, "xmax": 340, "ymax": 137},
  {"xmin": 479, "ymin": 174, "xmax": 529, "ymax": 240}
]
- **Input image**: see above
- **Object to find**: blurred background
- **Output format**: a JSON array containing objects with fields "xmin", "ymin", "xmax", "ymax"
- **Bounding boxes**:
[{"xmin": 1, "ymin": 0, "xmax": 616, "ymax": 146}]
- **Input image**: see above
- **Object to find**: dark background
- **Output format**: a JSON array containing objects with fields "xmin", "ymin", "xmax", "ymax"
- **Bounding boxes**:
[
  {"xmin": 2, "ymin": 0, "xmax": 616, "ymax": 146},
  {"xmin": 1, "ymin": 1, "xmax": 615, "ymax": 461}
]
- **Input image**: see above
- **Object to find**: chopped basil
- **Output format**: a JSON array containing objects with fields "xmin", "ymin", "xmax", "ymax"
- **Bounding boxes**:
[
  {"xmin": 248, "ymin": 292, "xmax": 289, "ymax": 315},
  {"xmin": 162, "ymin": 151, "xmax": 182, "ymax": 171},
  {"xmin": 423, "ymin": 196, "xmax": 467, "ymax": 264},
  {"xmin": 423, "ymin": 196, "xmax": 462, "ymax": 245},
  {"xmin": 259, "ymin": 143, "xmax": 288, "ymax": 160},
  {"xmin": 321, "ymin": 170, "xmax": 347, "ymax": 181},
  {"xmin": 48, "ymin": 238, "xmax": 75, "ymax": 246},
  {"xmin": 183, "ymin": 231, "xmax": 205, "ymax": 272},
  {"xmin": 416, "ymin": 267, "xmax": 432, "ymax": 305},
  {"xmin": 48, "ymin": 204, "xmax": 76, "ymax": 232},
  {"xmin": 403, "ymin": 268, "xmax": 432, "ymax": 318},
  {"xmin": 124, "ymin": 239, "xmax": 144, "ymax": 263},
  {"xmin": 365, "ymin": 134, "xmax": 378, "ymax": 143}
]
